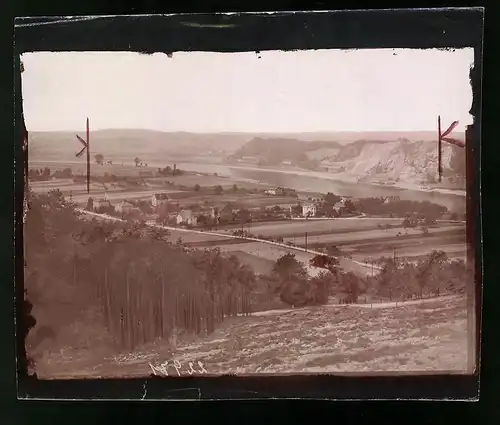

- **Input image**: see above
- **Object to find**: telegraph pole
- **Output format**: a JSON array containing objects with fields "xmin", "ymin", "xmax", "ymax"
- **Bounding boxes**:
[
  {"xmin": 75, "ymin": 118, "xmax": 91, "ymax": 194},
  {"xmin": 437, "ymin": 115, "xmax": 442, "ymax": 183},
  {"xmin": 437, "ymin": 116, "xmax": 462, "ymax": 184},
  {"xmin": 86, "ymin": 118, "xmax": 90, "ymax": 194},
  {"xmin": 305, "ymin": 232, "xmax": 308, "ymax": 252}
]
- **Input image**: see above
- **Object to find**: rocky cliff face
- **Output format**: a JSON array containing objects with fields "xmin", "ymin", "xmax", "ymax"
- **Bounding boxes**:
[{"xmin": 312, "ymin": 139, "xmax": 465, "ymax": 185}]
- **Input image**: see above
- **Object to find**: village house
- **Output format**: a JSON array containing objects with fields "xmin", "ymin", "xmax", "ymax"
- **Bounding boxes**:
[
  {"xmin": 93, "ymin": 198, "xmax": 113, "ymax": 211},
  {"xmin": 332, "ymin": 201, "xmax": 347, "ymax": 215},
  {"xmin": 152, "ymin": 193, "xmax": 169, "ymax": 208},
  {"xmin": 142, "ymin": 213, "xmax": 157, "ymax": 223},
  {"xmin": 264, "ymin": 186, "xmax": 285, "ymax": 196},
  {"xmin": 278, "ymin": 203, "xmax": 297, "ymax": 213},
  {"xmin": 218, "ymin": 204, "xmax": 234, "ymax": 222},
  {"xmin": 156, "ymin": 201, "xmax": 171, "ymax": 217},
  {"xmin": 275, "ymin": 186, "xmax": 285, "ymax": 196},
  {"xmin": 176, "ymin": 210, "xmax": 198, "ymax": 226},
  {"xmin": 209, "ymin": 207, "xmax": 219, "ymax": 220},
  {"xmin": 127, "ymin": 208, "xmax": 143, "ymax": 220},
  {"xmin": 115, "ymin": 200, "xmax": 135, "ymax": 214},
  {"xmin": 302, "ymin": 203, "xmax": 317, "ymax": 217}
]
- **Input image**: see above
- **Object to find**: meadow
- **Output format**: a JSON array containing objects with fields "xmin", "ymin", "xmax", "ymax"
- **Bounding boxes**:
[{"xmin": 31, "ymin": 295, "xmax": 468, "ymax": 378}]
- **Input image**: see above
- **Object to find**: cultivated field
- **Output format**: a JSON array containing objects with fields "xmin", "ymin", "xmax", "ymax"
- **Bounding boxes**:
[
  {"xmin": 282, "ymin": 224, "xmax": 464, "ymax": 246},
  {"xmin": 216, "ymin": 242, "xmax": 324, "ymax": 277},
  {"xmin": 30, "ymin": 160, "xmax": 160, "ymax": 177},
  {"xmin": 348, "ymin": 240, "xmax": 467, "ymax": 263},
  {"xmin": 29, "ymin": 164, "xmax": 297, "ymax": 210},
  {"xmin": 32, "ymin": 296, "xmax": 468, "ymax": 378},
  {"xmin": 222, "ymin": 250, "xmax": 276, "ymax": 276},
  {"xmin": 217, "ymin": 217, "xmax": 405, "ymax": 237},
  {"xmin": 216, "ymin": 242, "xmax": 377, "ymax": 277},
  {"xmin": 29, "ymin": 160, "xmax": 270, "ymax": 191},
  {"xmin": 31, "ymin": 168, "xmax": 467, "ymax": 280}
]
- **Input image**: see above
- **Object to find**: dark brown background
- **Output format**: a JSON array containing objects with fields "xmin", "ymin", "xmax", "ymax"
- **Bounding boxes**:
[{"xmin": 3, "ymin": 0, "xmax": 497, "ymax": 423}]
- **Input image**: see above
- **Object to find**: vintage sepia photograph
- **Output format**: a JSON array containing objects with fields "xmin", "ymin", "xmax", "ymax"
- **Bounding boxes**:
[{"xmin": 20, "ymin": 47, "xmax": 476, "ymax": 379}]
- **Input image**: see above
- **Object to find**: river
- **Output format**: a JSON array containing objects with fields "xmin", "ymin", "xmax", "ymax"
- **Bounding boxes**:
[
  {"xmin": 30, "ymin": 158, "xmax": 466, "ymax": 212},
  {"xmin": 174, "ymin": 162, "xmax": 466, "ymax": 213}
]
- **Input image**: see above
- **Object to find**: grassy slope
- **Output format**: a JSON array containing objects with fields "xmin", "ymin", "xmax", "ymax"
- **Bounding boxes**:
[{"xmin": 33, "ymin": 296, "xmax": 468, "ymax": 378}]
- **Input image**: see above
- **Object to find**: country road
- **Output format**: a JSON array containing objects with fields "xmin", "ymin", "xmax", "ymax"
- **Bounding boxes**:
[{"xmin": 77, "ymin": 209, "xmax": 382, "ymax": 276}]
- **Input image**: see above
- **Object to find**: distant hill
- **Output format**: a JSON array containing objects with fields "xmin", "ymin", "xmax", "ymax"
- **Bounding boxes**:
[
  {"xmin": 241, "ymin": 131, "xmax": 453, "ymax": 144},
  {"xmin": 28, "ymin": 128, "xmax": 464, "ymax": 168},
  {"xmin": 230, "ymin": 135, "xmax": 467, "ymax": 186},
  {"xmin": 229, "ymin": 137, "xmax": 343, "ymax": 165},
  {"xmin": 322, "ymin": 139, "xmax": 466, "ymax": 186},
  {"xmin": 27, "ymin": 129, "xmax": 254, "ymax": 162}
]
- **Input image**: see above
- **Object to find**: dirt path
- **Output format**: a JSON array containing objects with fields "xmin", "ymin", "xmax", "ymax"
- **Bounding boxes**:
[
  {"xmin": 329, "ymin": 294, "xmax": 461, "ymax": 310},
  {"xmin": 253, "ymin": 295, "xmax": 461, "ymax": 316}
]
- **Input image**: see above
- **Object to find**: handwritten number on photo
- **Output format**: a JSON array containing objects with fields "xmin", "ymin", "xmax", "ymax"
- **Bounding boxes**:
[
  {"xmin": 173, "ymin": 360, "xmax": 182, "ymax": 376},
  {"xmin": 197, "ymin": 361, "xmax": 208, "ymax": 374}
]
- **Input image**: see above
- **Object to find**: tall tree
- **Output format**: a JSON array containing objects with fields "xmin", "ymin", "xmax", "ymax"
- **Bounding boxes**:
[
  {"xmin": 95, "ymin": 154, "xmax": 104, "ymax": 165},
  {"xmin": 324, "ymin": 192, "xmax": 341, "ymax": 205},
  {"xmin": 344, "ymin": 199, "xmax": 356, "ymax": 213},
  {"xmin": 273, "ymin": 253, "xmax": 307, "ymax": 282}
]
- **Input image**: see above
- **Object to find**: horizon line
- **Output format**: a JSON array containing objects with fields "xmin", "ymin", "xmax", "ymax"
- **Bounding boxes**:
[{"xmin": 28, "ymin": 128, "xmax": 459, "ymax": 134}]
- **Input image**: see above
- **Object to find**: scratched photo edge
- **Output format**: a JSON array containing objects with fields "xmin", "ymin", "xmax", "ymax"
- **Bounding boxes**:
[{"xmin": 13, "ymin": 10, "xmax": 483, "ymax": 401}]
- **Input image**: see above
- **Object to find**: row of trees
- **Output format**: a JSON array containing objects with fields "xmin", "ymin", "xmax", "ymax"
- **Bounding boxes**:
[
  {"xmin": 353, "ymin": 197, "xmax": 448, "ymax": 219},
  {"xmin": 28, "ymin": 167, "xmax": 53, "ymax": 181},
  {"xmin": 285, "ymin": 192, "xmax": 452, "ymax": 221},
  {"xmin": 266, "ymin": 249, "xmax": 469, "ymax": 308},
  {"xmin": 196, "ymin": 184, "xmax": 297, "ymax": 198},
  {"xmin": 24, "ymin": 189, "xmax": 257, "ymax": 360},
  {"xmin": 158, "ymin": 164, "xmax": 183, "ymax": 176},
  {"xmin": 94, "ymin": 154, "xmax": 149, "ymax": 167}
]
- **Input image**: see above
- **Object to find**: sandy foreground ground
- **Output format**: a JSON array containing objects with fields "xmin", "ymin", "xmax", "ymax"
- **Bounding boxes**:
[{"xmin": 34, "ymin": 296, "xmax": 468, "ymax": 379}]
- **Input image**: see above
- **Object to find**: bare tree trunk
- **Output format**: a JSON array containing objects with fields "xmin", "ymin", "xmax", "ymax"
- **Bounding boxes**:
[
  {"xmin": 104, "ymin": 267, "xmax": 115, "ymax": 342},
  {"xmin": 126, "ymin": 269, "xmax": 131, "ymax": 349},
  {"xmin": 160, "ymin": 269, "xmax": 165, "ymax": 338}
]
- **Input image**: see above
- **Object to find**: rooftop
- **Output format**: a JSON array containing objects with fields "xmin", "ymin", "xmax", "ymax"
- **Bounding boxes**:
[{"xmin": 154, "ymin": 193, "xmax": 169, "ymax": 200}]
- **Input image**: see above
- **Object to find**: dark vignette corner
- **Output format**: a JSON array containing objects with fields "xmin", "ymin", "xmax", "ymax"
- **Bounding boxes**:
[
  {"xmin": 13, "ymin": 8, "xmax": 483, "ymax": 401},
  {"xmin": 14, "ymin": 44, "xmax": 37, "ymax": 399},
  {"xmin": 466, "ymin": 40, "xmax": 483, "ymax": 385}
]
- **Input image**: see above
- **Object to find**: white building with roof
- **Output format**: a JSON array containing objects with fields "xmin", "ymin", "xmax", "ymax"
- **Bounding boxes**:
[
  {"xmin": 152, "ymin": 193, "xmax": 169, "ymax": 207},
  {"xmin": 176, "ymin": 209, "xmax": 198, "ymax": 226},
  {"xmin": 302, "ymin": 203, "xmax": 317, "ymax": 217}
]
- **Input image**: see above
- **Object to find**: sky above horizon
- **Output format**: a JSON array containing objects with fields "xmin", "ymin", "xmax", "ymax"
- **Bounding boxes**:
[{"xmin": 21, "ymin": 48, "xmax": 474, "ymax": 133}]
